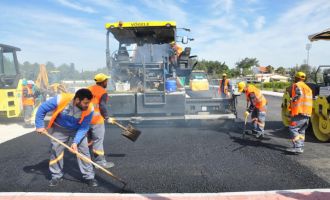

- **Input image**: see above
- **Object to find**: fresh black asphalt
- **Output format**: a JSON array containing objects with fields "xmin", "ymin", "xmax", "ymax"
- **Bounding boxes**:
[{"xmin": 0, "ymin": 94, "xmax": 329, "ymax": 193}]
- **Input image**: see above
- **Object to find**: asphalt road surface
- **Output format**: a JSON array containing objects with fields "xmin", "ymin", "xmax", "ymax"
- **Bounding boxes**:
[{"xmin": 0, "ymin": 94, "xmax": 330, "ymax": 193}]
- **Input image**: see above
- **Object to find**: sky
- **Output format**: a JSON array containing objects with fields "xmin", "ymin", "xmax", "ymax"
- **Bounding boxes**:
[{"xmin": 1, "ymin": 0, "xmax": 330, "ymax": 71}]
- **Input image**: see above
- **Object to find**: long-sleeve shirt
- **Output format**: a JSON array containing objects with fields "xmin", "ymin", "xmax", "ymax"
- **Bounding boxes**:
[
  {"xmin": 99, "ymin": 93, "xmax": 109, "ymax": 119},
  {"xmin": 291, "ymin": 85, "xmax": 302, "ymax": 102},
  {"xmin": 35, "ymin": 96, "xmax": 93, "ymax": 144},
  {"xmin": 247, "ymin": 93, "xmax": 257, "ymax": 112}
]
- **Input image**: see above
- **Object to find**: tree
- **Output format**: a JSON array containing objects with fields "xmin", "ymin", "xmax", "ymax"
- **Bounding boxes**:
[
  {"xmin": 195, "ymin": 60, "xmax": 230, "ymax": 78},
  {"xmin": 275, "ymin": 66, "xmax": 286, "ymax": 75},
  {"xmin": 235, "ymin": 57, "xmax": 259, "ymax": 76},
  {"xmin": 266, "ymin": 65, "xmax": 274, "ymax": 74}
]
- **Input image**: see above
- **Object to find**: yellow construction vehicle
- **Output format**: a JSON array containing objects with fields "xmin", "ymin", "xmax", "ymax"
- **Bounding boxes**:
[
  {"xmin": 0, "ymin": 44, "xmax": 23, "ymax": 118},
  {"xmin": 281, "ymin": 28, "xmax": 330, "ymax": 141},
  {"xmin": 189, "ymin": 70, "xmax": 209, "ymax": 91}
]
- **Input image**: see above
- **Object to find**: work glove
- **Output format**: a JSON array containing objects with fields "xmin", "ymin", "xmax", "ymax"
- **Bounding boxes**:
[
  {"xmin": 244, "ymin": 111, "xmax": 250, "ymax": 119},
  {"xmin": 107, "ymin": 117, "xmax": 116, "ymax": 124}
]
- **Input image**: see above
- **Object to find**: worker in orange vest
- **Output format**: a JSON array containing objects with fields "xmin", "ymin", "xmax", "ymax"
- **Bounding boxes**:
[
  {"xmin": 238, "ymin": 82, "xmax": 267, "ymax": 139},
  {"xmin": 169, "ymin": 41, "xmax": 183, "ymax": 73},
  {"xmin": 88, "ymin": 73, "xmax": 114, "ymax": 169},
  {"xmin": 22, "ymin": 80, "xmax": 35, "ymax": 127},
  {"xmin": 35, "ymin": 89, "xmax": 98, "ymax": 187},
  {"xmin": 218, "ymin": 73, "xmax": 232, "ymax": 98},
  {"xmin": 286, "ymin": 72, "xmax": 313, "ymax": 154}
]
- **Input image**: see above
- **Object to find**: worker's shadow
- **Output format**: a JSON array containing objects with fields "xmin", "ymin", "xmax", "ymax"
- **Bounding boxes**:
[
  {"xmin": 22, "ymin": 153, "xmax": 83, "ymax": 183},
  {"xmin": 23, "ymin": 159, "xmax": 50, "ymax": 180}
]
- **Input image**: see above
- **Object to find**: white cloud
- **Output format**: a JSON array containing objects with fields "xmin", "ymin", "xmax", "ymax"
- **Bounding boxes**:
[
  {"xmin": 57, "ymin": 0, "xmax": 96, "ymax": 13},
  {"xmin": 0, "ymin": 5, "xmax": 105, "ymax": 70},
  {"xmin": 212, "ymin": 0, "xmax": 234, "ymax": 14},
  {"xmin": 190, "ymin": 0, "xmax": 330, "ymax": 68},
  {"xmin": 254, "ymin": 16, "xmax": 265, "ymax": 30}
]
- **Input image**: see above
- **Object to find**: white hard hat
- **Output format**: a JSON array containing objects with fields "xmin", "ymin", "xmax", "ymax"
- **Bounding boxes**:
[{"xmin": 27, "ymin": 80, "xmax": 34, "ymax": 85}]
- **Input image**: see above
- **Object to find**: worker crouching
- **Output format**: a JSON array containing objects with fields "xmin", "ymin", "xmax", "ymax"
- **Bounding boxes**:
[
  {"xmin": 286, "ymin": 72, "xmax": 313, "ymax": 154},
  {"xmin": 35, "ymin": 89, "xmax": 98, "ymax": 187},
  {"xmin": 238, "ymin": 82, "xmax": 267, "ymax": 139}
]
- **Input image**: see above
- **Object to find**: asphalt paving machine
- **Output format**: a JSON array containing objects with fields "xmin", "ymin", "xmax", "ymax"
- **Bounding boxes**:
[
  {"xmin": 281, "ymin": 28, "xmax": 330, "ymax": 141},
  {"xmin": 105, "ymin": 21, "xmax": 237, "ymax": 121}
]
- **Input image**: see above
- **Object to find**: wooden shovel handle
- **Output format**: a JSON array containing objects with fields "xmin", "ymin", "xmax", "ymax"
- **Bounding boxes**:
[
  {"xmin": 41, "ymin": 131, "xmax": 126, "ymax": 185},
  {"xmin": 113, "ymin": 121, "xmax": 129, "ymax": 131}
]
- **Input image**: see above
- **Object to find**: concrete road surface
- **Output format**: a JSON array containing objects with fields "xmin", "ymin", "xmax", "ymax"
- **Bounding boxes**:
[{"xmin": 0, "ymin": 94, "xmax": 329, "ymax": 193}]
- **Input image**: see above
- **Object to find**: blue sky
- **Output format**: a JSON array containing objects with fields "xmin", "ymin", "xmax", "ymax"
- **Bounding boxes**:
[{"xmin": 1, "ymin": 0, "xmax": 330, "ymax": 71}]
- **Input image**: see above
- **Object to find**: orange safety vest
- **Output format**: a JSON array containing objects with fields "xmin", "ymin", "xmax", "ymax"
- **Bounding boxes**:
[
  {"xmin": 176, "ymin": 45, "xmax": 183, "ymax": 56},
  {"xmin": 47, "ymin": 93, "xmax": 93, "ymax": 129},
  {"xmin": 245, "ymin": 85, "xmax": 267, "ymax": 111},
  {"xmin": 22, "ymin": 86, "xmax": 34, "ymax": 106},
  {"xmin": 219, "ymin": 79, "xmax": 229, "ymax": 95},
  {"xmin": 290, "ymin": 81, "xmax": 313, "ymax": 117},
  {"xmin": 88, "ymin": 85, "xmax": 108, "ymax": 125}
]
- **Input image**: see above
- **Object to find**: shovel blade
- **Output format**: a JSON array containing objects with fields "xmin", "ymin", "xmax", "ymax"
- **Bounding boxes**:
[{"xmin": 121, "ymin": 125, "xmax": 141, "ymax": 142}]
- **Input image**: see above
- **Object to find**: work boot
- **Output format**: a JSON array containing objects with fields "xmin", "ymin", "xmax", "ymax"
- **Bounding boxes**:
[
  {"xmin": 255, "ymin": 132, "xmax": 264, "ymax": 139},
  {"xmin": 286, "ymin": 147, "xmax": 304, "ymax": 154},
  {"xmin": 86, "ymin": 178, "xmax": 98, "ymax": 187},
  {"xmin": 48, "ymin": 178, "xmax": 62, "ymax": 187},
  {"xmin": 96, "ymin": 161, "xmax": 115, "ymax": 169}
]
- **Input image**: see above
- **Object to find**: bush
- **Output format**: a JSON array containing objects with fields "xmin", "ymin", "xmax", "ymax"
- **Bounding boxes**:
[{"xmin": 250, "ymin": 82, "xmax": 290, "ymax": 91}]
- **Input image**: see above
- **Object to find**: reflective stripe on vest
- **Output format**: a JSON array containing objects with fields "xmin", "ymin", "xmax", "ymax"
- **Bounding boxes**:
[
  {"xmin": 219, "ymin": 79, "xmax": 229, "ymax": 95},
  {"xmin": 88, "ymin": 85, "xmax": 107, "ymax": 125},
  {"xmin": 47, "ymin": 93, "xmax": 93, "ymax": 129},
  {"xmin": 245, "ymin": 85, "xmax": 267, "ymax": 110},
  {"xmin": 290, "ymin": 81, "xmax": 313, "ymax": 117},
  {"xmin": 22, "ymin": 86, "xmax": 34, "ymax": 106}
]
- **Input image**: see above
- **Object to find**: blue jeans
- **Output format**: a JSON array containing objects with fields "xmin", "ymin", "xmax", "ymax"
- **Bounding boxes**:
[
  {"xmin": 289, "ymin": 115, "xmax": 309, "ymax": 148},
  {"xmin": 251, "ymin": 107, "xmax": 266, "ymax": 134}
]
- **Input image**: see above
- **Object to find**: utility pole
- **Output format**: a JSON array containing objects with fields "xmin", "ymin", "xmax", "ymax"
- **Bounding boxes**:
[{"xmin": 306, "ymin": 43, "xmax": 312, "ymax": 66}]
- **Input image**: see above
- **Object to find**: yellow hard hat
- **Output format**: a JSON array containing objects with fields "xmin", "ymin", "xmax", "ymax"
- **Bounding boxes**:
[
  {"xmin": 237, "ymin": 81, "xmax": 246, "ymax": 93},
  {"xmin": 222, "ymin": 73, "xmax": 227, "ymax": 77},
  {"xmin": 295, "ymin": 71, "xmax": 306, "ymax": 80},
  {"xmin": 94, "ymin": 73, "xmax": 110, "ymax": 83},
  {"xmin": 170, "ymin": 41, "xmax": 176, "ymax": 45}
]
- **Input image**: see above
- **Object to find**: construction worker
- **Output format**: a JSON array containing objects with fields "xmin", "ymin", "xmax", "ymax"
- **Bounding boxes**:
[
  {"xmin": 169, "ymin": 41, "xmax": 183, "ymax": 73},
  {"xmin": 286, "ymin": 72, "xmax": 313, "ymax": 154},
  {"xmin": 35, "ymin": 88, "xmax": 98, "ymax": 187},
  {"xmin": 22, "ymin": 80, "xmax": 35, "ymax": 127},
  {"xmin": 218, "ymin": 73, "xmax": 231, "ymax": 98},
  {"xmin": 238, "ymin": 82, "xmax": 267, "ymax": 138},
  {"xmin": 88, "ymin": 73, "xmax": 114, "ymax": 169}
]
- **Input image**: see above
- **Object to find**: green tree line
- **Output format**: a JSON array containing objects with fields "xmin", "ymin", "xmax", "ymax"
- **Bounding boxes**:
[{"xmin": 19, "ymin": 61, "xmax": 107, "ymax": 83}]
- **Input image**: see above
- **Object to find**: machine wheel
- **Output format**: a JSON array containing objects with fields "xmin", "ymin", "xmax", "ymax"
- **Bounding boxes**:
[
  {"xmin": 310, "ymin": 96, "xmax": 330, "ymax": 142},
  {"xmin": 281, "ymin": 92, "xmax": 291, "ymax": 127},
  {"xmin": 311, "ymin": 113, "xmax": 330, "ymax": 142}
]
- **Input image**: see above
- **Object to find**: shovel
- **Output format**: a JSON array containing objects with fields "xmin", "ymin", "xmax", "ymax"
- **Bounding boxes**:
[
  {"xmin": 109, "ymin": 119, "xmax": 141, "ymax": 142},
  {"xmin": 40, "ymin": 131, "xmax": 127, "ymax": 186}
]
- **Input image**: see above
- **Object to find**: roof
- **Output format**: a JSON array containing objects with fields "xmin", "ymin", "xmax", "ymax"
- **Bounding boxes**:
[
  {"xmin": 105, "ymin": 21, "xmax": 176, "ymax": 45},
  {"xmin": 0, "ymin": 44, "xmax": 21, "ymax": 52},
  {"xmin": 308, "ymin": 28, "xmax": 330, "ymax": 42},
  {"xmin": 258, "ymin": 66, "xmax": 268, "ymax": 73}
]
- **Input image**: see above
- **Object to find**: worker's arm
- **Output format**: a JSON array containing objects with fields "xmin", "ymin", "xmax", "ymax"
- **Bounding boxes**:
[
  {"xmin": 35, "ymin": 96, "xmax": 58, "ymax": 128},
  {"xmin": 99, "ymin": 93, "xmax": 109, "ymax": 120},
  {"xmin": 228, "ymin": 80, "xmax": 232, "ymax": 92},
  {"xmin": 247, "ymin": 93, "xmax": 256, "ymax": 112},
  {"xmin": 291, "ymin": 84, "xmax": 302, "ymax": 102},
  {"xmin": 73, "ymin": 111, "xmax": 93, "ymax": 144}
]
